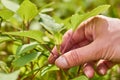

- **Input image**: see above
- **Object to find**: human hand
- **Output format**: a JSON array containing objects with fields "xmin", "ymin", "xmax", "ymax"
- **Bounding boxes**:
[{"xmin": 48, "ymin": 15, "xmax": 120, "ymax": 78}]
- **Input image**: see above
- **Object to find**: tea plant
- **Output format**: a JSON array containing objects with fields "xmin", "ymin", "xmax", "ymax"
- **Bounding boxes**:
[{"xmin": 0, "ymin": 0, "xmax": 119, "ymax": 80}]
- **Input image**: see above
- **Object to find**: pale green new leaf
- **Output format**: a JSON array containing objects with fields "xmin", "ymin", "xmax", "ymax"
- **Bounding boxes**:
[
  {"xmin": 0, "ymin": 9, "xmax": 14, "ymax": 20},
  {"xmin": 17, "ymin": 0, "xmax": 38, "ymax": 23},
  {"xmin": 13, "ymin": 52, "xmax": 38, "ymax": 67},
  {"xmin": 1, "ymin": 0, "xmax": 19, "ymax": 12},
  {"xmin": 0, "ymin": 70, "xmax": 20, "ymax": 80},
  {"xmin": 71, "ymin": 13, "xmax": 80, "ymax": 30},
  {"xmin": 0, "ymin": 37, "xmax": 12, "ymax": 43},
  {"xmin": 39, "ymin": 14, "xmax": 63, "ymax": 34},
  {"xmin": 54, "ymin": 32, "xmax": 62, "ymax": 45},
  {"xmin": 71, "ymin": 5, "xmax": 110, "ymax": 30},
  {"xmin": 3, "ymin": 30, "xmax": 44, "ymax": 43},
  {"xmin": 16, "ymin": 42, "xmax": 39, "ymax": 55},
  {"xmin": 72, "ymin": 75, "xmax": 88, "ymax": 80},
  {"xmin": 41, "ymin": 8, "xmax": 54, "ymax": 13}
]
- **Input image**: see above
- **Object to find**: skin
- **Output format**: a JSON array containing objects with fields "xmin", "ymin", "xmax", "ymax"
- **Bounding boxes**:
[{"xmin": 48, "ymin": 15, "xmax": 120, "ymax": 78}]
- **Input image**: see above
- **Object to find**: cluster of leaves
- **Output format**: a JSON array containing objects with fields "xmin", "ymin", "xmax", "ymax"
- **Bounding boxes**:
[{"xmin": 0, "ymin": 0, "xmax": 119, "ymax": 80}]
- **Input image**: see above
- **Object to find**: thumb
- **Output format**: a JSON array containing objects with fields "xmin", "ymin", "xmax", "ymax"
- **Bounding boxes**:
[{"xmin": 55, "ymin": 40, "xmax": 101, "ymax": 69}]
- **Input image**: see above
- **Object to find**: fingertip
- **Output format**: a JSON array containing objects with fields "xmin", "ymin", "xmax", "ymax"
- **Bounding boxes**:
[
  {"xmin": 97, "ymin": 60, "xmax": 108, "ymax": 75},
  {"xmin": 84, "ymin": 70, "xmax": 94, "ymax": 78},
  {"xmin": 97, "ymin": 63, "xmax": 107, "ymax": 75},
  {"xmin": 98, "ymin": 68, "xmax": 107, "ymax": 75},
  {"xmin": 48, "ymin": 54, "xmax": 59, "ymax": 64},
  {"xmin": 83, "ymin": 63, "xmax": 95, "ymax": 78}
]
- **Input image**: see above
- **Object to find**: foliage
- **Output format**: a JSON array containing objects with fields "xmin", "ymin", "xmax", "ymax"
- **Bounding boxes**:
[{"xmin": 0, "ymin": 0, "xmax": 120, "ymax": 80}]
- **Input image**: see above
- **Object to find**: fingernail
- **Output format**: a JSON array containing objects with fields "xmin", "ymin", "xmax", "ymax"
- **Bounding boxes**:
[
  {"xmin": 99, "ymin": 69, "xmax": 106, "ymax": 75},
  {"xmin": 85, "ymin": 70, "xmax": 93, "ymax": 78},
  {"xmin": 55, "ymin": 56, "xmax": 69, "ymax": 69}
]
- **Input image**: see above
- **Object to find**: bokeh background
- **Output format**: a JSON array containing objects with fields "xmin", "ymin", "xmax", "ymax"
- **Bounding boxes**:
[{"xmin": 0, "ymin": 0, "xmax": 120, "ymax": 80}]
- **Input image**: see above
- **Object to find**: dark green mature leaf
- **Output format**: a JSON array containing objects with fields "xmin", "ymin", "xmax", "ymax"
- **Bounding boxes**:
[
  {"xmin": 13, "ymin": 52, "xmax": 38, "ymax": 67},
  {"xmin": 17, "ymin": 0, "xmax": 38, "ymax": 23},
  {"xmin": 0, "ymin": 9, "xmax": 14, "ymax": 20},
  {"xmin": 39, "ymin": 14, "xmax": 63, "ymax": 34},
  {"xmin": 0, "ymin": 70, "xmax": 20, "ymax": 80},
  {"xmin": 1, "ymin": 0, "xmax": 19, "ymax": 12},
  {"xmin": 16, "ymin": 42, "xmax": 39, "ymax": 56},
  {"xmin": 71, "ymin": 5, "xmax": 110, "ymax": 30},
  {"xmin": 0, "ymin": 37, "xmax": 12, "ymax": 43},
  {"xmin": 72, "ymin": 75, "xmax": 88, "ymax": 80},
  {"xmin": 3, "ymin": 30, "xmax": 44, "ymax": 43}
]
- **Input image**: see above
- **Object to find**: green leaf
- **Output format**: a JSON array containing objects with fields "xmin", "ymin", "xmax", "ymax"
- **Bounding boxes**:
[
  {"xmin": 71, "ymin": 5, "xmax": 110, "ymax": 30},
  {"xmin": 1, "ymin": 0, "xmax": 19, "ymax": 12},
  {"xmin": 41, "ymin": 65, "xmax": 59, "ymax": 76},
  {"xmin": 16, "ymin": 42, "xmax": 39, "ymax": 55},
  {"xmin": 3, "ymin": 30, "xmax": 44, "ymax": 43},
  {"xmin": 72, "ymin": 75, "xmax": 88, "ymax": 80},
  {"xmin": 54, "ymin": 32, "xmax": 62, "ymax": 45},
  {"xmin": 0, "ymin": 61, "xmax": 9, "ymax": 73},
  {"xmin": 39, "ymin": 14, "xmax": 63, "ymax": 34},
  {"xmin": 41, "ymin": 8, "xmax": 54, "ymax": 13},
  {"xmin": 13, "ymin": 52, "xmax": 38, "ymax": 67},
  {"xmin": 0, "ymin": 9, "xmax": 14, "ymax": 20},
  {"xmin": 71, "ymin": 13, "xmax": 81, "ymax": 30},
  {"xmin": 0, "ymin": 70, "xmax": 20, "ymax": 80},
  {"xmin": 17, "ymin": 0, "xmax": 38, "ymax": 23},
  {"xmin": 0, "ymin": 36, "xmax": 12, "ymax": 43}
]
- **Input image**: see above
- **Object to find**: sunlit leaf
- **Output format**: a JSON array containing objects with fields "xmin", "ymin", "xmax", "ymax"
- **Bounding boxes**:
[
  {"xmin": 0, "ymin": 61, "xmax": 9, "ymax": 73},
  {"xmin": 54, "ymin": 32, "xmax": 62, "ymax": 45},
  {"xmin": 0, "ymin": 9, "xmax": 14, "ymax": 20},
  {"xmin": 0, "ymin": 70, "xmax": 20, "ymax": 80},
  {"xmin": 39, "ymin": 14, "xmax": 63, "ymax": 34},
  {"xmin": 3, "ymin": 30, "xmax": 44, "ymax": 43},
  {"xmin": 13, "ymin": 52, "xmax": 38, "ymax": 67},
  {"xmin": 71, "ymin": 5, "xmax": 110, "ymax": 30},
  {"xmin": 17, "ymin": 0, "xmax": 38, "ymax": 23},
  {"xmin": 1, "ymin": 0, "xmax": 19, "ymax": 12},
  {"xmin": 71, "ymin": 13, "xmax": 80, "ymax": 30},
  {"xmin": 0, "ymin": 36, "xmax": 12, "ymax": 43},
  {"xmin": 16, "ymin": 42, "xmax": 39, "ymax": 55},
  {"xmin": 41, "ymin": 8, "xmax": 54, "ymax": 13},
  {"xmin": 41, "ymin": 65, "xmax": 59, "ymax": 76},
  {"xmin": 72, "ymin": 75, "xmax": 88, "ymax": 80}
]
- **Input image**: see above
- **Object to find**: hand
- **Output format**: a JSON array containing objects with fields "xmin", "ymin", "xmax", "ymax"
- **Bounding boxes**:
[{"xmin": 48, "ymin": 15, "xmax": 120, "ymax": 78}]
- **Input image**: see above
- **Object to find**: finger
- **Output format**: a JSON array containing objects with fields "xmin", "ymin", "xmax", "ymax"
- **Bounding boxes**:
[
  {"xmin": 83, "ymin": 62, "xmax": 95, "ymax": 78},
  {"xmin": 55, "ymin": 40, "xmax": 102, "ymax": 69},
  {"xmin": 70, "ymin": 40, "xmax": 90, "ymax": 50},
  {"xmin": 61, "ymin": 25, "xmax": 86, "ymax": 54},
  {"xmin": 96, "ymin": 60, "xmax": 114, "ymax": 75}
]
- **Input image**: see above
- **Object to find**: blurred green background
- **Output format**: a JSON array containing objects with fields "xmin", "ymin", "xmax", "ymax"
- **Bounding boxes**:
[
  {"xmin": 0, "ymin": 0, "xmax": 120, "ymax": 80},
  {"xmin": 9, "ymin": 0, "xmax": 120, "ymax": 18}
]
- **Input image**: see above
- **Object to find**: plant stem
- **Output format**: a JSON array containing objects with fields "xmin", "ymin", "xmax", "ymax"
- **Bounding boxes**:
[
  {"xmin": 31, "ymin": 62, "xmax": 48, "ymax": 80},
  {"xmin": 77, "ymin": 66, "xmax": 81, "ymax": 76},
  {"xmin": 42, "ymin": 44, "xmax": 54, "ymax": 56},
  {"xmin": 57, "ymin": 70, "xmax": 61, "ymax": 80}
]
